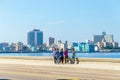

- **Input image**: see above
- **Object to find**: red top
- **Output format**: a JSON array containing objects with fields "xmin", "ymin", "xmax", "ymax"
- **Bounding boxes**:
[{"xmin": 64, "ymin": 50, "xmax": 68, "ymax": 57}]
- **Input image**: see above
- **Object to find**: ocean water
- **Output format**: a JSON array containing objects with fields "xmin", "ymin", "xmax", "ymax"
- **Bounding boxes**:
[{"xmin": 0, "ymin": 52, "xmax": 120, "ymax": 58}]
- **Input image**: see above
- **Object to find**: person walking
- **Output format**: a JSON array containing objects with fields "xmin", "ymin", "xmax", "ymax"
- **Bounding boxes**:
[
  {"xmin": 59, "ymin": 48, "xmax": 64, "ymax": 64},
  {"xmin": 64, "ymin": 48, "xmax": 68, "ymax": 64}
]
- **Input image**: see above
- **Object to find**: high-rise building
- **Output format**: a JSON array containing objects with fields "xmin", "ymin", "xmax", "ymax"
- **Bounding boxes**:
[
  {"xmin": 49, "ymin": 37, "xmax": 55, "ymax": 47},
  {"xmin": 92, "ymin": 35, "xmax": 104, "ymax": 44},
  {"xmin": 102, "ymin": 32, "xmax": 106, "ymax": 36},
  {"xmin": 27, "ymin": 29, "xmax": 43, "ymax": 47},
  {"xmin": 104, "ymin": 35, "xmax": 114, "ymax": 43}
]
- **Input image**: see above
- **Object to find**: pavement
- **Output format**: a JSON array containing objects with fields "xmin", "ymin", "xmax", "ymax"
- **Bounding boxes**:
[{"xmin": 0, "ymin": 57, "xmax": 120, "ymax": 80}]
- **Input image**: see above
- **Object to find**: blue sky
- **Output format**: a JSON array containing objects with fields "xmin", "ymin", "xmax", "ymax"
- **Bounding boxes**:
[{"xmin": 0, "ymin": 0, "xmax": 120, "ymax": 44}]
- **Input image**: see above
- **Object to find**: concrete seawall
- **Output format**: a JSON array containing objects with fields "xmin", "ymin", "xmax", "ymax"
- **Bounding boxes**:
[{"xmin": 0, "ymin": 56, "xmax": 120, "ymax": 63}]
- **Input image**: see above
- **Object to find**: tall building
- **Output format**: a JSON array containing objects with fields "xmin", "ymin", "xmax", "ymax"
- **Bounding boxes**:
[
  {"xmin": 27, "ymin": 29, "xmax": 43, "ymax": 47},
  {"xmin": 49, "ymin": 37, "xmax": 55, "ymax": 47},
  {"xmin": 92, "ymin": 35, "xmax": 104, "ymax": 44},
  {"xmin": 104, "ymin": 35, "xmax": 114, "ymax": 43},
  {"xmin": 96, "ymin": 33, "xmax": 118, "ymax": 49},
  {"xmin": 102, "ymin": 32, "xmax": 106, "ymax": 36}
]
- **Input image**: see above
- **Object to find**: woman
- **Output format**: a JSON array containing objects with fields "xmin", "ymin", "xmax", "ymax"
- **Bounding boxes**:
[
  {"xmin": 53, "ymin": 48, "xmax": 57, "ymax": 64},
  {"xmin": 64, "ymin": 48, "xmax": 68, "ymax": 64},
  {"xmin": 59, "ymin": 48, "xmax": 64, "ymax": 64},
  {"xmin": 56, "ymin": 48, "xmax": 60, "ymax": 64}
]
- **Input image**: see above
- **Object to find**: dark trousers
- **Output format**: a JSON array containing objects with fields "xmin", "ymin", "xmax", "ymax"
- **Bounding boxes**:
[
  {"xmin": 59, "ymin": 57, "xmax": 64, "ymax": 64},
  {"xmin": 64, "ymin": 56, "xmax": 68, "ymax": 64},
  {"xmin": 53, "ymin": 57, "xmax": 57, "ymax": 64}
]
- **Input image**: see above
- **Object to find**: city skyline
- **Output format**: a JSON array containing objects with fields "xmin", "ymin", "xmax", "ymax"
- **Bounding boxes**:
[{"xmin": 1, "ymin": 0, "xmax": 120, "ymax": 44}]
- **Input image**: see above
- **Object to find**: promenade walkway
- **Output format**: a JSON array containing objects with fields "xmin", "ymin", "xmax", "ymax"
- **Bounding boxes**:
[{"xmin": 0, "ymin": 56, "xmax": 120, "ymax": 80}]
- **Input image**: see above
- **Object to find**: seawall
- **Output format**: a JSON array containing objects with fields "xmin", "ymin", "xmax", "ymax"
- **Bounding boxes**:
[{"xmin": 0, "ymin": 56, "xmax": 120, "ymax": 63}]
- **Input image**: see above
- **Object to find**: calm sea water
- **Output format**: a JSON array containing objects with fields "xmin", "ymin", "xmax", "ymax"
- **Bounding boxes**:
[{"xmin": 0, "ymin": 52, "xmax": 120, "ymax": 58}]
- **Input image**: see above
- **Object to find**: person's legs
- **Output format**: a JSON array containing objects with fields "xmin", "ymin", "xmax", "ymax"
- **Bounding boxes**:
[
  {"xmin": 65, "ymin": 56, "xmax": 68, "ymax": 64},
  {"xmin": 56, "ymin": 57, "xmax": 59, "ymax": 64},
  {"xmin": 54, "ymin": 57, "xmax": 57, "ymax": 64},
  {"xmin": 65, "ymin": 56, "xmax": 66, "ymax": 64},
  {"xmin": 72, "ymin": 57, "xmax": 75, "ymax": 64},
  {"xmin": 59, "ymin": 57, "xmax": 62, "ymax": 64},
  {"xmin": 61, "ymin": 57, "xmax": 64, "ymax": 64}
]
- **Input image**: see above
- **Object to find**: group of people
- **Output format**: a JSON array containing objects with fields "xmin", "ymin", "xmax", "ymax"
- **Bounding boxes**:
[{"xmin": 53, "ymin": 48, "xmax": 76, "ymax": 64}]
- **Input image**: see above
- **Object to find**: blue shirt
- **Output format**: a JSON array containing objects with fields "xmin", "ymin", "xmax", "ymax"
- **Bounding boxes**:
[{"xmin": 60, "ymin": 51, "xmax": 64, "ymax": 57}]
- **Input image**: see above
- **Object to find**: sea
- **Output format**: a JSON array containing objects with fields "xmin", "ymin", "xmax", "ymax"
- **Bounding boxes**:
[{"xmin": 0, "ymin": 52, "xmax": 120, "ymax": 58}]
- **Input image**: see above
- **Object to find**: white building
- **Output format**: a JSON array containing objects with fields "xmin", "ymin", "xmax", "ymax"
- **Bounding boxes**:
[{"xmin": 15, "ymin": 42, "xmax": 24, "ymax": 51}]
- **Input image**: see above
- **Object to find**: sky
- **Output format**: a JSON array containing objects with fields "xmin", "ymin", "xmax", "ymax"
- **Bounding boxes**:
[{"xmin": 0, "ymin": 0, "xmax": 120, "ymax": 44}]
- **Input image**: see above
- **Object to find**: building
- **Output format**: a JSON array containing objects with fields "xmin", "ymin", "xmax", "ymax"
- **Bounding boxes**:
[
  {"xmin": 79, "ymin": 42, "xmax": 95, "ymax": 52},
  {"xmin": 102, "ymin": 32, "xmax": 106, "ymax": 36},
  {"xmin": 71, "ymin": 42, "xmax": 95, "ymax": 52},
  {"xmin": 104, "ymin": 35, "xmax": 114, "ymax": 43},
  {"xmin": 64, "ymin": 41, "xmax": 68, "ymax": 49},
  {"xmin": 3, "ymin": 46, "xmax": 10, "ymax": 52},
  {"xmin": 15, "ymin": 42, "xmax": 24, "ymax": 51},
  {"xmin": 112, "ymin": 42, "xmax": 119, "ymax": 48},
  {"xmin": 10, "ymin": 43, "xmax": 16, "ymax": 52},
  {"xmin": 72, "ymin": 42, "xmax": 79, "ymax": 51},
  {"xmin": 49, "ymin": 37, "xmax": 55, "ymax": 47},
  {"xmin": 92, "ymin": 35, "xmax": 104, "ymax": 44},
  {"xmin": 96, "ymin": 33, "xmax": 118, "ymax": 49},
  {"xmin": 0, "ymin": 43, "xmax": 3, "ymax": 51},
  {"xmin": 27, "ymin": 29, "xmax": 43, "ymax": 47},
  {"xmin": 0, "ymin": 43, "xmax": 9, "ymax": 52}
]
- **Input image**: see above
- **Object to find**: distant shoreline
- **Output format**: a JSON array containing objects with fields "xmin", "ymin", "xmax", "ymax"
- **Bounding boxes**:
[{"xmin": 1, "ymin": 51, "xmax": 120, "ymax": 53}]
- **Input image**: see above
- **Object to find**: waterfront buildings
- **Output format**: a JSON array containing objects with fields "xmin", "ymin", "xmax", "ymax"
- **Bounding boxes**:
[
  {"xmin": 79, "ymin": 42, "xmax": 95, "ymax": 52},
  {"xmin": 49, "ymin": 37, "xmax": 55, "ymax": 47},
  {"xmin": 15, "ymin": 42, "xmax": 24, "ymax": 51},
  {"xmin": 72, "ymin": 42, "xmax": 95, "ymax": 52},
  {"xmin": 3, "ymin": 46, "xmax": 10, "ymax": 52},
  {"xmin": 92, "ymin": 35, "xmax": 104, "ymax": 44},
  {"xmin": 94, "ymin": 32, "xmax": 119, "ymax": 49},
  {"xmin": 27, "ymin": 29, "xmax": 43, "ymax": 47},
  {"xmin": 0, "ymin": 43, "xmax": 3, "ymax": 51},
  {"xmin": 72, "ymin": 42, "xmax": 79, "ymax": 51},
  {"xmin": 0, "ymin": 43, "xmax": 9, "ymax": 52},
  {"xmin": 92, "ymin": 32, "xmax": 106, "ymax": 42}
]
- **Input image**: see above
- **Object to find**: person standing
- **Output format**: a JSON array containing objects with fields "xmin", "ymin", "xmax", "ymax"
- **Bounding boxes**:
[
  {"xmin": 64, "ymin": 48, "xmax": 68, "ymax": 64},
  {"xmin": 56, "ymin": 48, "xmax": 60, "ymax": 64},
  {"xmin": 53, "ymin": 48, "xmax": 57, "ymax": 64},
  {"xmin": 71, "ymin": 48, "xmax": 76, "ymax": 64},
  {"xmin": 59, "ymin": 48, "xmax": 64, "ymax": 64}
]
